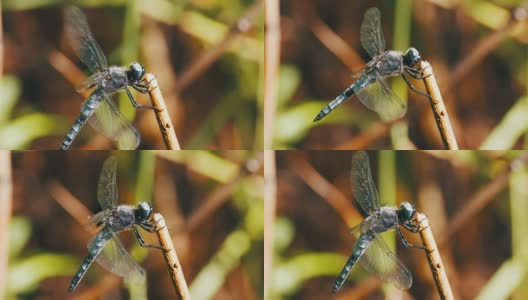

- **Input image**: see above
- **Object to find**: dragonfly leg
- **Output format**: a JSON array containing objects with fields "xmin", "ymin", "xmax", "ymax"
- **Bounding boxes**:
[
  {"xmin": 134, "ymin": 226, "xmax": 167, "ymax": 250},
  {"xmin": 402, "ymin": 221, "xmax": 421, "ymax": 233},
  {"xmin": 397, "ymin": 228, "xmax": 426, "ymax": 250},
  {"xmin": 402, "ymin": 73, "xmax": 432, "ymax": 100},
  {"xmin": 140, "ymin": 221, "xmax": 164, "ymax": 233},
  {"xmin": 406, "ymin": 67, "xmax": 431, "ymax": 80},
  {"xmin": 125, "ymin": 87, "xmax": 158, "ymax": 110},
  {"xmin": 132, "ymin": 82, "xmax": 151, "ymax": 94}
]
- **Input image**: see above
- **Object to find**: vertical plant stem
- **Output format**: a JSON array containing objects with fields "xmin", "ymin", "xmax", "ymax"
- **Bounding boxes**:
[
  {"xmin": 415, "ymin": 212, "xmax": 454, "ymax": 300},
  {"xmin": 419, "ymin": 60, "xmax": 459, "ymax": 149},
  {"xmin": 153, "ymin": 213, "xmax": 191, "ymax": 300},
  {"xmin": 378, "ymin": 151, "xmax": 396, "ymax": 249},
  {"xmin": 390, "ymin": 0, "xmax": 413, "ymax": 148},
  {"xmin": 510, "ymin": 159, "xmax": 528, "ymax": 299},
  {"xmin": 120, "ymin": 0, "xmax": 141, "ymax": 120},
  {"xmin": 263, "ymin": 0, "xmax": 280, "ymax": 150},
  {"xmin": 146, "ymin": 73, "xmax": 181, "ymax": 150},
  {"xmin": 0, "ymin": 151, "xmax": 11, "ymax": 299},
  {"xmin": 264, "ymin": 150, "xmax": 277, "ymax": 299}
]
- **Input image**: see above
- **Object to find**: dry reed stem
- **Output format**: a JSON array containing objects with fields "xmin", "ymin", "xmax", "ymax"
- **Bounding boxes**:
[
  {"xmin": 187, "ymin": 176, "xmax": 241, "ymax": 232},
  {"xmin": 0, "ymin": 151, "xmax": 12, "ymax": 299},
  {"xmin": 263, "ymin": 150, "xmax": 277, "ymax": 300},
  {"xmin": 446, "ymin": 6, "xmax": 527, "ymax": 91},
  {"xmin": 264, "ymin": 0, "xmax": 280, "ymax": 150},
  {"xmin": 145, "ymin": 73, "xmax": 181, "ymax": 150},
  {"xmin": 289, "ymin": 155, "xmax": 361, "ymax": 227},
  {"xmin": 174, "ymin": 0, "xmax": 264, "ymax": 93},
  {"xmin": 153, "ymin": 213, "xmax": 191, "ymax": 300},
  {"xmin": 415, "ymin": 212, "xmax": 454, "ymax": 300},
  {"xmin": 419, "ymin": 60, "xmax": 459, "ymax": 150},
  {"xmin": 47, "ymin": 180, "xmax": 93, "ymax": 228},
  {"xmin": 334, "ymin": 120, "xmax": 416, "ymax": 150}
]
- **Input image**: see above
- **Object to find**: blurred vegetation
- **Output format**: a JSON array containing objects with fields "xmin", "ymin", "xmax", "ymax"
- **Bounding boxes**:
[
  {"xmin": 272, "ymin": 150, "xmax": 528, "ymax": 299},
  {"xmin": 274, "ymin": 0, "xmax": 527, "ymax": 149},
  {"xmin": 1, "ymin": 0, "xmax": 263, "ymax": 150},
  {"xmin": 7, "ymin": 150, "xmax": 263, "ymax": 299}
]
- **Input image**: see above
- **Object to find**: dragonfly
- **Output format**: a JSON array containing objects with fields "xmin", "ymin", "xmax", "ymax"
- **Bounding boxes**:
[
  {"xmin": 61, "ymin": 6, "xmax": 156, "ymax": 150},
  {"xmin": 332, "ymin": 151, "xmax": 423, "ymax": 294},
  {"xmin": 314, "ymin": 7, "xmax": 430, "ymax": 122},
  {"xmin": 68, "ymin": 157, "xmax": 163, "ymax": 293}
]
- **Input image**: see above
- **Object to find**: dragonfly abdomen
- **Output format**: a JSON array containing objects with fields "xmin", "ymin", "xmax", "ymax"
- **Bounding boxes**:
[
  {"xmin": 313, "ymin": 84, "xmax": 356, "ymax": 122},
  {"xmin": 60, "ymin": 89, "xmax": 103, "ymax": 150},
  {"xmin": 68, "ymin": 252, "xmax": 97, "ymax": 293},
  {"xmin": 332, "ymin": 232, "xmax": 374, "ymax": 294},
  {"xmin": 313, "ymin": 75, "xmax": 375, "ymax": 122},
  {"xmin": 68, "ymin": 228, "xmax": 111, "ymax": 292}
]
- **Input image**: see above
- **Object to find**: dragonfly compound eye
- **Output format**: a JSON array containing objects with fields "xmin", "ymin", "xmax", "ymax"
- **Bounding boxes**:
[
  {"xmin": 403, "ymin": 48, "xmax": 421, "ymax": 67},
  {"xmin": 135, "ymin": 201, "xmax": 153, "ymax": 221},
  {"xmin": 127, "ymin": 62, "xmax": 145, "ymax": 83},
  {"xmin": 398, "ymin": 201, "xmax": 416, "ymax": 221}
]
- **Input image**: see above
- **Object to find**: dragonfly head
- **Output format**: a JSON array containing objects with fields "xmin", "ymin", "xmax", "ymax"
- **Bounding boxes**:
[
  {"xmin": 127, "ymin": 62, "xmax": 146, "ymax": 84},
  {"xmin": 135, "ymin": 201, "xmax": 153, "ymax": 222},
  {"xmin": 397, "ymin": 201, "xmax": 416, "ymax": 222},
  {"xmin": 403, "ymin": 47, "xmax": 421, "ymax": 67}
]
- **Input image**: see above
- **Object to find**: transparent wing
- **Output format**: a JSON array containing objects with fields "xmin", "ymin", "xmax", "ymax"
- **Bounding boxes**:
[
  {"xmin": 355, "ymin": 71, "xmax": 406, "ymax": 121},
  {"xmin": 64, "ymin": 6, "xmax": 108, "ymax": 74},
  {"xmin": 360, "ymin": 7, "xmax": 385, "ymax": 58},
  {"xmin": 88, "ymin": 93, "xmax": 140, "ymax": 150},
  {"xmin": 75, "ymin": 72, "xmax": 106, "ymax": 93},
  {"xmin": 87, "ymin": 232, "xmax": 145, "ymax": 284},
  {"xmin": 84, "ymin": 210, "xmax": 112, "ymax": 232},
  {"xmin": 351, "ymin": 151, "xmax": 379, "ymax": 215},
  {"xmin": 97, "ymin": 157, "xmax": 118, "ymax": 210},
  {"xmin": 349, "ymin": 222, "xmax": 362, "ymax": 236},
  {"xmin": 358, "ymin": 234, "xmax": 413, "ymax": 290}
]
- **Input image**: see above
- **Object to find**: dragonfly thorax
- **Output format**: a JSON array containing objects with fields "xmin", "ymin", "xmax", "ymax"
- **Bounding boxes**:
[
  {"xmin": 134, "ymin": 201, "xmax": 153, "ymax": 222},
  {"xmin": 403, "ymin": 48, "xmax": 420, "ymax": 67},
  {"xmin": 397, "ymin": 201, "xmax": 416, "ymax": 223},
  {"xmin": 127, "ymin": 62, "xmax": 145, "ymax": 83}
]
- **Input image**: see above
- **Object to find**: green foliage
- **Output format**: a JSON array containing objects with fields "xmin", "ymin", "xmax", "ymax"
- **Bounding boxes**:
[
  {"xmin": 7, "ymin": 217, "xmax": 78, "ymax": 297},
  {"xmin": 481, "ymin": 96, "xmax": 528, "ymax": 149},
  {"xmin": 0, "ymin": 76, "xmax": 67, "ymax": 149}
]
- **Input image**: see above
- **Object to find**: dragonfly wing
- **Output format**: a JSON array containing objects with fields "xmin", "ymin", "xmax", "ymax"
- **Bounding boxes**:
[
  {"xmin": 84, "ymin": 210, "xmax": 112, "ymax": 232},
  {"xmin": 64, "ymin": 6, "xmax": 108, "ymax": 74},
  {"xmin": 97, "ymin": 157, "xmax": 118, "ymax": 210},
  {"xmin": 88, "ymin": 93, "xmax": 140, "ymax": 150},
  {"xmin": 89, "ymin": 232, "xmax": 145, "ymax": 284},
  {"xmin": 351, "ymin": 151, "xmax": 380, "ymax": 215},
  {"xmin": 349, "ymin": 222, "xmax": 363, "ymax": 236},
  {"xmin": 358, "ymin": 234, "xmax": 413, "ymax": 290},
  {"xmin": 355, "ymin": 72, "xmax": 406, "ymax": 121},
  {"xmin": 360, "ymin": 7, "xmax": 385, "ymax": 58},
  {"xmin": 75, "ymin": 72, "xmax": 106, "ymax": 93}
]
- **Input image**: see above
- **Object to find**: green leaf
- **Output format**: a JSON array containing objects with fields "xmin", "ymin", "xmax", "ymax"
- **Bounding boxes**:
[
  {"xmin": 277, "ymin": 65, "xmax": 301, "ymax": 109},
  {"xmin": 274, "ymin": 101, "xmax": 357, "ymax": 147},
  {"xmin": 0, "ymin": 76, "xmax": 21, "ymax": 124},
  {"xmin": 273, "ymin": 252, "xmax": 357, "ymax": 295},
  {"xmin": 0, "ymin": 113, "xmax": 68, "ymax": 149},
  {"xmin": 480, "ymin": 96, "xmax": 528, "ymax": 150},
  {"xmin": 273, "ymin": 217, "xmax": 294, "ymax": 252},
  {"xmin": 8, "ymin": 253, "xmax": 79, "ymax": 295},
  {"xmin": 8, "ymin": 217, "xmax": 32, "ymax": 259},
  {"xmin": 190, "ymin": 229, "xmax": 251, "ymax": 300},
  {"xmin": 475, "ymin": 259, "xmax": 525, "ymax": 300}
]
